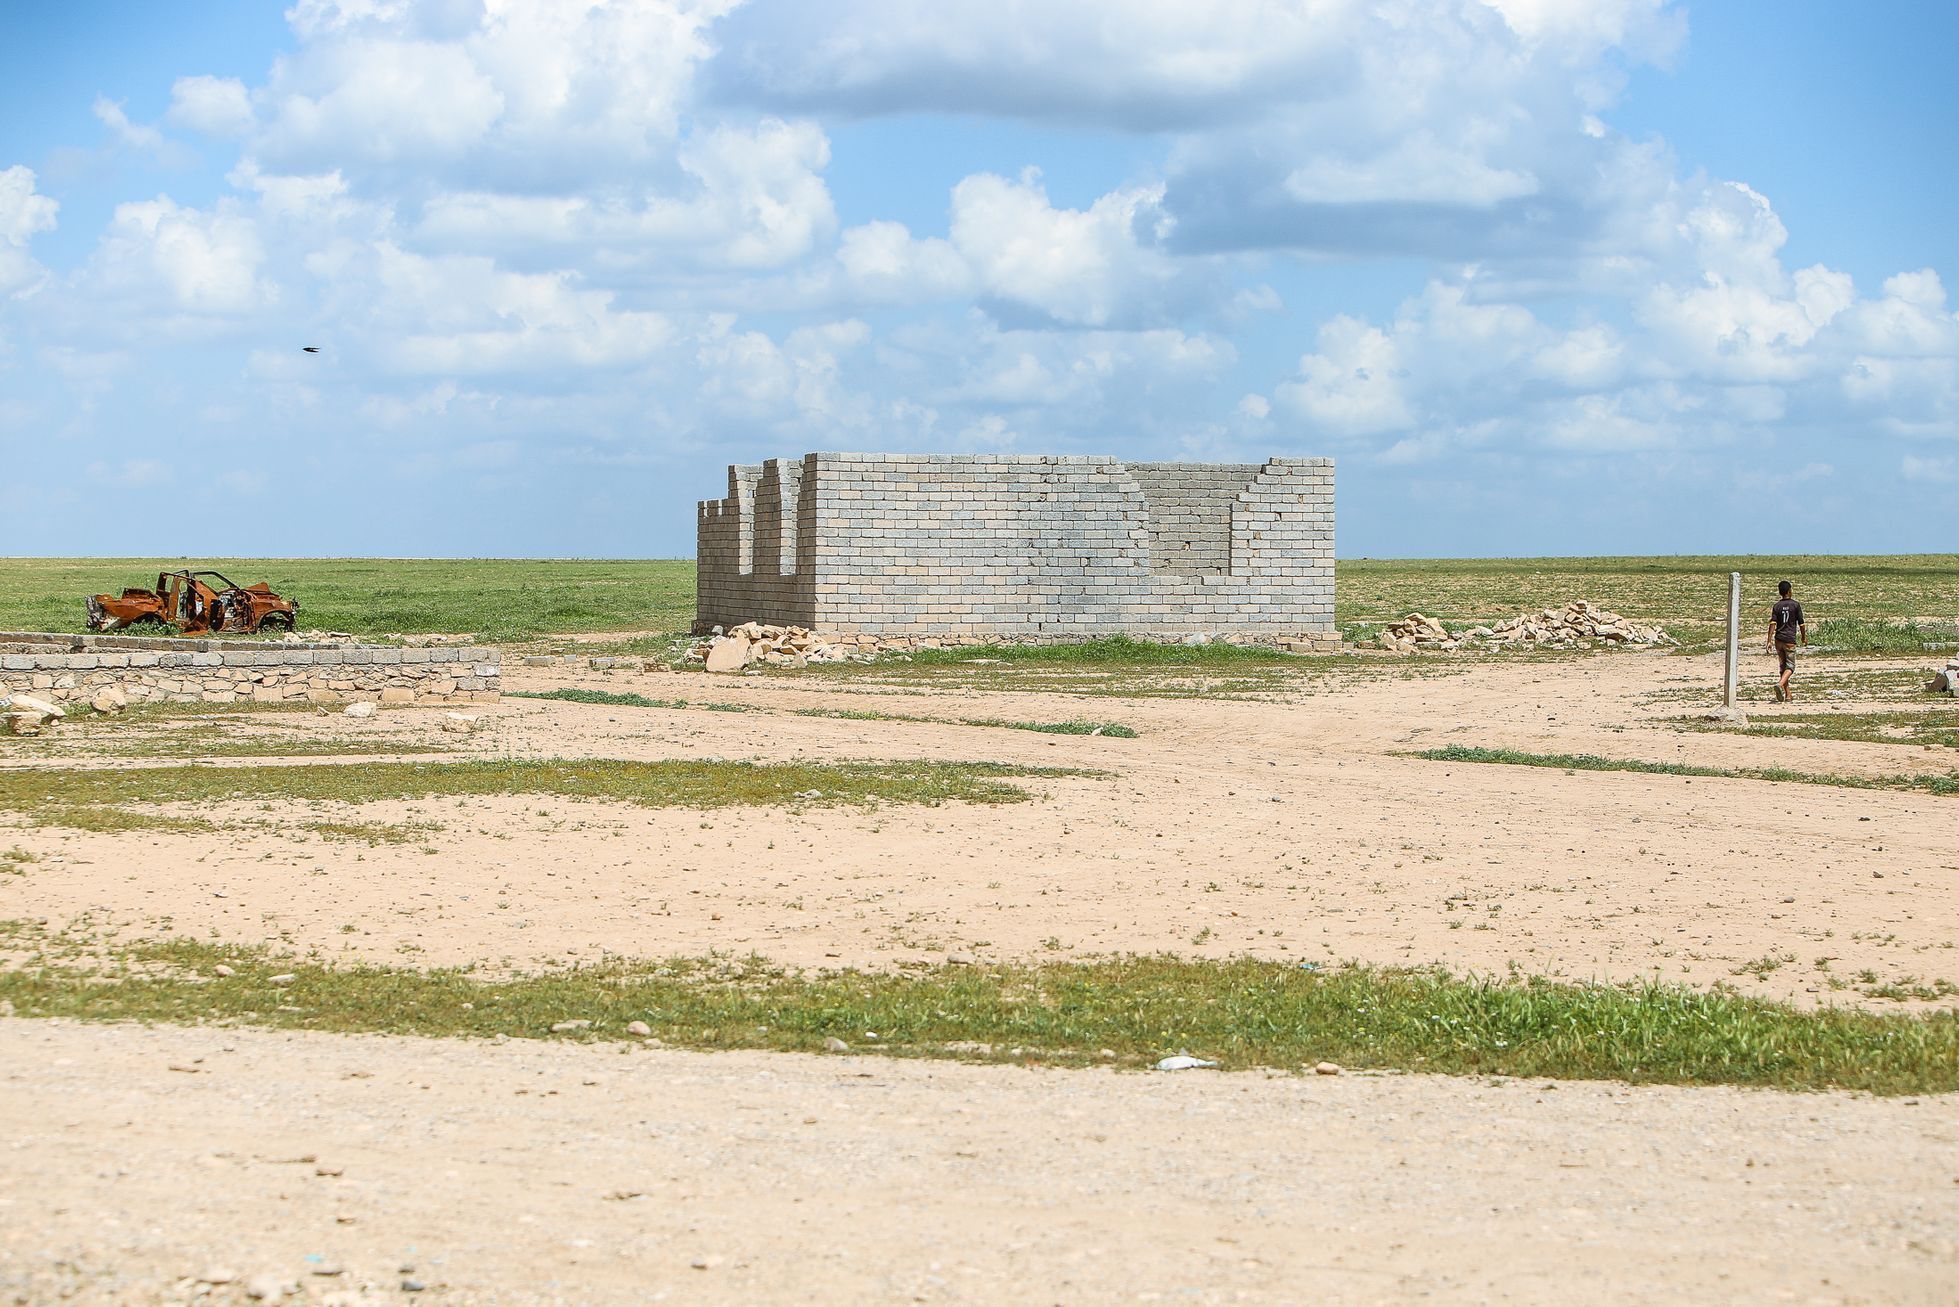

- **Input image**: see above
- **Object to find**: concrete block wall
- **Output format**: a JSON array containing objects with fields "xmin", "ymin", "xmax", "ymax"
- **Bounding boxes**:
[
  {"xmin": 1128, "ymin": 463, "xmax": 1263, "ymax": 576},
  {"xmin": 696, "ymin": 453, "xmax": 1334, "ymax": 637},
  {"xmin": 0, "ymin": 632, "xmax": 500, "ymax": 707}
]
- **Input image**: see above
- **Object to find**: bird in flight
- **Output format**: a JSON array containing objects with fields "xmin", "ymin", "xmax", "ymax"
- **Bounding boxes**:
[{"xmin": 302, "ymin": 346, "xmax": 322, "ymax": 353}]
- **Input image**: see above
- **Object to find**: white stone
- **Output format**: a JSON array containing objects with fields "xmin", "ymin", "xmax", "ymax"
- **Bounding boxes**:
[{"xmin": 703, "ymin": 635, "xmax": 753, "ymax": 673}]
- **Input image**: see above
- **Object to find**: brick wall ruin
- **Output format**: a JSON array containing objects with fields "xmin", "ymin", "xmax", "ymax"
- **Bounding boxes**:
[
  {"xmin": 0, "ymin": 632, "xmax": 500, "ymax": 707},
  {"xmin": 697, "ymin": 453, "xmax": 1334, "ymax": 637}
]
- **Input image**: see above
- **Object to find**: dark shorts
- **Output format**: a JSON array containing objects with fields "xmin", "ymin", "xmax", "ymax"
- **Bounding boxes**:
[{"xmin": 1777, "ymin": 642, "xmax": 1798, "ymax": 673}]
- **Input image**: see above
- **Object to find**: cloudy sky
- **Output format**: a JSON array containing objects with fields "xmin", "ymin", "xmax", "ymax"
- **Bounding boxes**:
[{"xmin": 1, "ymin": 0, "xmax": 1954, "ymax": 558}]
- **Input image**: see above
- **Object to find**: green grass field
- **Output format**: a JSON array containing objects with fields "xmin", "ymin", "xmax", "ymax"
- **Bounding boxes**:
[
  {"xmin": 0, "ymin": 557, "xmax": 694, "ymax": 641},
  {"xmin": 2, "ymin": 554, "xmax": 1952, "ymax": 643}
]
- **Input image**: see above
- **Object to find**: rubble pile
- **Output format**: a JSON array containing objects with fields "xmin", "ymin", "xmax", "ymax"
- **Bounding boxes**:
[
  {"xmin": 690, "ymin": 623, "xmax": 879, "ymax": 673},
  {"xmin": 689, "ymin": 624, "xmax": 1347, "ymax": 672},
  {"xmin": 1379, "ymin": 601, "xmax": 1676, "ymax": 654}
]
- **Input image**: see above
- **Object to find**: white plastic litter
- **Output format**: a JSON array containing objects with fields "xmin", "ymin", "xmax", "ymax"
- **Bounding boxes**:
[{"xmin": 1154, "ymin": 1055, "xmax": 1218, "ymax": 1071}]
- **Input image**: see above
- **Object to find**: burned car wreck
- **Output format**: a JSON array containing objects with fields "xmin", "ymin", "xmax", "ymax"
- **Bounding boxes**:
[{"xmin": 86, "ymin": 570, "xmax": 299, "ymax": 635}]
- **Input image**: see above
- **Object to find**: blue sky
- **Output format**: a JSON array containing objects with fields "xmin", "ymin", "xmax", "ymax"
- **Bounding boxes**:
[{"xmin": 1, "ymin": 0, "xmax": 1954, "ymax": 558}]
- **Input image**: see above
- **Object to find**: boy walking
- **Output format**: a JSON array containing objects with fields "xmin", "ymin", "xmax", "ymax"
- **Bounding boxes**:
[{"xmin": 1768, "ymin": 580, "xmax": 1807, "ymax": 701}]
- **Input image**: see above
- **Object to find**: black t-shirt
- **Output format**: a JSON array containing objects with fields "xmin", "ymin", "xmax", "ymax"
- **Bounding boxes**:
[{"xmin": 1772, "ymin": 599, "xmax": 1805, "ymax": 644}]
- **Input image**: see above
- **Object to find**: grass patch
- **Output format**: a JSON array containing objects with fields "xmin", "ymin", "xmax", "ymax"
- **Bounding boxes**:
[
  {"xmin": 3, "ymin": 719, "xmax": 457, "ymax": 761},
  {"xmin": 1807, "ymin": 617, "xmax": 1959, "ymax": 656},
  {"xmin": 968, "ymin": 717, "xmax": 1139, "ymax": 738},
  {"xmin": 1409, "ymin": 745, "xmax": 1959, "ymax": 797},
  {"xmin": 898, "ymin": 636, "xmax": 1298, "ymax": 667},
  {"xmin": 791, "ymin": 706, "xmax": 1138, "ymax": 737},
  {"xmin": 1674, "ymin": 708, "xmax": 1959, "ymax": 751},
  {"xmin": 508, "ymin": 687, "xmax": 753, "ymax": 712},
  {"xmin": 510, "ymin": 686, "xmax": 1139, "ymax": 737},
  {"xmin": 0, "ymin": 757, "xmax": 1088, "ymax": 836},
  {"xmin": 3, "ymin": 935, "xmax": 1956, "ymax": 1094}
]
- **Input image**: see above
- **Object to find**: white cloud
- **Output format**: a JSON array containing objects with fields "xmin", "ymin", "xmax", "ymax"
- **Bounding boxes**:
[
  {"xmin": 835, "ymin": 219, "xmax": 970, "ymax": 302},
  {"xmin": 1277, "ymin": 315, "xmax": 1412, "ymax": 437},
  {"xmin": 92, "ymin": 97, "xmax": 169, "ymax": 154},
  {"xmin": 411, "ymin": 117, "xmax": 835, "ymax": 270},
  {"xmin": 718, "ymin": 0, "xmax": 1682, "ymax": 128},
  {"xmin": 1266, "ymin": 183, "xmax": 1959, "ymax": 455},
  {"xmin": 0, "ymin": 166, "xmax": 58, "ymax": 298},
  {"xmin": 87, "ymin": 196, "xmax": 271, "ymax": 315},
  {"xmin": 256, "ymin": 0, "xmax": 736, "ymax": 182},
  {"xmin": 168, "ymin": 76, "xmax": 256, "ymax": 136},
  {"xmin": 258, "ymin": 37, "xmax": 505, "ymax": 167},
  {"xmin": 947, "ymin": 173, "xmax": 1183, "ymax": 327},
  {"xmin": 828, "ymin": 171, "xmax": 1203, "ymax": 327},
  {"xmin": 349, "ymin": 243, "xmax": 674, "ymax": 376}
]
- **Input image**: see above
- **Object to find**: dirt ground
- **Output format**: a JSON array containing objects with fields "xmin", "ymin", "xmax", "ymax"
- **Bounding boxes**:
[
  {"xmin": 3, "ymin": 648, "xmax": 1953, "ymax": 1005},
  {"xmin": 3, "ymin": 1019, "xmax": 1956, "ymax": 1306},
  {"xmin": 3, "ymin": 645, "xmax": 1957, "ymax": 1303}
]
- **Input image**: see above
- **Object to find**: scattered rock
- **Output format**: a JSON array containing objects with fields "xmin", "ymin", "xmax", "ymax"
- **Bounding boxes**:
[
  {"xmin": 550, "ymin": 1019, "xmax": 593, "ymax": 1033},
  {"xmin": 1380, "ymin": 601, "xmax": 1674, "ymax": 655},
  {"xmin": 439, "ymin": 712, "xmax": 478, "ymax": 734},
  {"xmin": 243, "ymin": 1274, "xmax": 286, "ymax": 1301},
  {"xmin": 1700, "ymin": 707, "xmax": 1748, "ymax": 727},
  {"xmin": 625, "ymin": 1020, "xmax": 652, "ymax": 1037},
  {"xmin": 212, "ymin": 964, "xmax": 236, "ymax": 978},
  {"xmin": 197, "ymin": 1268, "xmax": 238, "ymax": 1286},
  {"xmin": 945, "ymin": 951, "xmax": 976, "ymax": 966},
  {"xmin": 341, "ymin": 701, "xmax": 377, "ymax": 719},
  {"xmin": 1314, "ymin": 1061, "xmax": 1343, "ymax": 1076},
  {"xmin": 7, "ymin": 692, "xmax": 64, "ymax": 718},
  {"xmin": 822, "ymin": 1036, "xmax": 849, "ymax": 1052},
  {"xmin": 89, "ymin": 685, "xmax": 128, "ymax": 715},
  {"xmin": 267, "ymin": 974, "xmax": 297, "ymax": 986},
  {"xmin": 2, "ymin": 692, "xmax": 64, "ymax": 734}
]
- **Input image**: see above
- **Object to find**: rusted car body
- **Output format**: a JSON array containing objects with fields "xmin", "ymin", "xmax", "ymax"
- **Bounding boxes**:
[{"xmin": 86, "ymin": 570, "xmax": 298, "ymax": 635}]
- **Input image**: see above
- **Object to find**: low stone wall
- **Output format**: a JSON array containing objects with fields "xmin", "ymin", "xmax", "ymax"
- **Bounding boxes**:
[{"xmin": 0, "ymin": 632, "xmax": 500, "ymax": 707}]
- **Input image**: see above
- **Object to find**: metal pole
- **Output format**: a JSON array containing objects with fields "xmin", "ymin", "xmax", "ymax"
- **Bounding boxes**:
[{"xmin": 1724, "ymin": 571, "xmax": 1741, "ymax": 708}]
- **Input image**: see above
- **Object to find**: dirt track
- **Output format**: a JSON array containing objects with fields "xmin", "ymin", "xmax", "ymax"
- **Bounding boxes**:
[
  {"xmin": 3, "ymin": 1018, "xmax": 1955, "ymax": 1305},
  {"xmin": 3, "ymin": 649, "xmax": 1953, "ymax": 1005}
]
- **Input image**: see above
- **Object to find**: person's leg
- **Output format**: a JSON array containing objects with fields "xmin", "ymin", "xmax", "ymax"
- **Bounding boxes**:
[{"xmin": 1778, "ymin": 646, "xmax": 1795, "ymax": 700}]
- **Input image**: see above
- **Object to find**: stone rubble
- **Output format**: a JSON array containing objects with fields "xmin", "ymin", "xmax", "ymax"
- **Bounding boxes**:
[
  {"xmin": 693, "ymin": 623, "xmax": 891, "ymax": 673},
  {"xmin": 1378, "ymin": 600, "xmax": 1676, "ymax": 654},
  {"xmin": 1, "ymin": 691, "xmax": 66, "ymax": 735},
  {"xmin": 689, "ymin": 622, "xmax": 1343, "ymax": 672}
]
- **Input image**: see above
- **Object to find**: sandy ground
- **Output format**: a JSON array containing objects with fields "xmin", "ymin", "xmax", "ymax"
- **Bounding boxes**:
[
  {"xmin": 3, "ymin": 647, "xmax": 1957, "ymax": 1304},
  {"xmin": 3, "ymin": 1018, "xmax": 1956, "ymax": 1306},
  {"xmin": 2, "ymin": 648, "xmax": 1953, "ymax": 1005}
]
